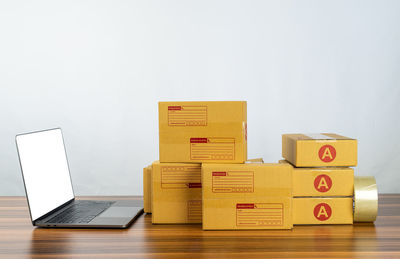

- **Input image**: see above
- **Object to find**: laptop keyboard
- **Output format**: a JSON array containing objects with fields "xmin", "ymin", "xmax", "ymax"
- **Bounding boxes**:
[{"xmin": 46, "ymin": 200, "xmax": 114, "ymax": 224}]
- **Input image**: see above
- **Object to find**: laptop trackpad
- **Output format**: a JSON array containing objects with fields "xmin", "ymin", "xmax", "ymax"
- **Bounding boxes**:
[{"xmin": 98, "ymin": 207, "xmax": 137, "ymax": 217}]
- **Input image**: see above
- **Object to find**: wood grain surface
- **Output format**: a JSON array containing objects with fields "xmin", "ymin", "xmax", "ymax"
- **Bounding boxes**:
[{"xmin": 0, "ymin": 194, "xmax": 399, "ymax": 258}]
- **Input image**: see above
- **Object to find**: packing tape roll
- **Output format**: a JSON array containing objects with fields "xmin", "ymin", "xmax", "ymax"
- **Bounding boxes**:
[{"xmin": 354, "ymin": 176, "xmax": 378, "ymax": 222}]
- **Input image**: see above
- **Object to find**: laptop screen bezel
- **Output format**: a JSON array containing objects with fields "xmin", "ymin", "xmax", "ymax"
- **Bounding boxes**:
[{"xmin": 15, "ymin": 128, "xmax": 76, "ymax": 225}]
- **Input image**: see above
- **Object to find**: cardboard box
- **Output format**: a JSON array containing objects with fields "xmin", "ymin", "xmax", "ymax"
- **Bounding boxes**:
[
  {"xmin": 282, "ymin": 133, "xmax": 357, "ymax": 167},
  {"xmin": 293, "ymin": 197, "xmax": 353, "ymax": 225},
  {"xmin": 143, "ymin": 165, "xmax": 152, "ymax": 213},
  {"xmin": 202, "ymin": 163, "xmax": 293, "ymax": 230},
  {"xmin": 159, "ymin": 101, "xmax": 247, "ymax": 163},
  {"xmin": 280, "ymin": 160, "xmax": 354, "ymax": 197},
  {"xmin": 203, "ymin": 197, "xmax": 292, "ymax": 230},
  {"xmin": 151, "ymin": 161, "xmax": 202, "ymax": 224}
]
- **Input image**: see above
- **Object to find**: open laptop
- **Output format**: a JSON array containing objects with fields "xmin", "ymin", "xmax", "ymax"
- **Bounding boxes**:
[{"xmin": 15, "ymin": 128, "xmax": 143, "ymax": 228}]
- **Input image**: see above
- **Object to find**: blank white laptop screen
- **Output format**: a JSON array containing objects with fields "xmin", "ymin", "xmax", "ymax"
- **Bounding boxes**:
[{"xmin": 16, "ymin": 129, "xmax": 74, "ymax": 221}]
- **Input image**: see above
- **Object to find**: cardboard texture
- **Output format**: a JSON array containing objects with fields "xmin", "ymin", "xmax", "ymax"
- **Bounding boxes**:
[
  {"xmin": 159, "ymin": 101, "xmax": 247, "ymax": 163},
  {"xmin": 202, "ymin": 163, "xmax": 293, "ymax": 230},
  {"xmin": 143, "ymin": 165, "xmax": 152, "ymax": 213},
  {"xmin": 282, "ymin": 133, "xmax": 357, "ymax": 167},
  {"xmin": 293, "ymin": 197, "xmax": 353, "ymax": 225},
  {"xmin": 151, "ymin": 161, "xmax": 202, "ymax": 224},
  {"xmin": 279, "ymin": 160, "xmax": 354, "ymax": 197}
]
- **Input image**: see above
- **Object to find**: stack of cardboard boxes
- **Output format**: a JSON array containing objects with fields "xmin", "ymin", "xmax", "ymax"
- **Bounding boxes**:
[
  {"xmin": 146, "ymin": 101, "xmax": 247, "ymax": 224},
  {"xmin": 143, "ymin": 101, "xmax": 378, "ymax": 229},
  {"xmin": 281, "ymin": 134, "xmax": 357, "ymax": 225}
]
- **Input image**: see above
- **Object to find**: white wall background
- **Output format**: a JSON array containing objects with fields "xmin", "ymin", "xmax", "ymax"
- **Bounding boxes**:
[{"xmin": 1, "ymin": 0, "xmax": 399, "ymax": 195}]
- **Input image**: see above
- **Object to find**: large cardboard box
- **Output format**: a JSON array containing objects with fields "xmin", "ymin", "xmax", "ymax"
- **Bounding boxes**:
[
  {"xmin": 280, "ymin": 160, "xmax": 354, "ymax": 197},
  {"xmin": 282, "ymin": 133, "xmax": 357, "ymax": 167},
  {"xmin": 159, "ymin": 101, "xmax": 247, "ymax": 163},
  {"xmin": 293, "ymin": 197, "xmax": 353, "ymax": 225},
  {"xmin": 202, "ymin": 163, "xmax": 293, "ymax": 230},
  {"xmin": 143, "ymin": 165, "xmax": 152, "ymax": 213},
  {"xmin": 151, "ymin": 161, "xmax": 202, "ymax": 224}
]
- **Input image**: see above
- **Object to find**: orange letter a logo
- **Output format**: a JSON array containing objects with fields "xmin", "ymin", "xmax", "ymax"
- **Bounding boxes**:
[
  {"xmin": 313, "ymin": 203, "xmax": 332, "ymax": 221},
  {"xmin": 314, "ymin": 174, "xmax": 332, "ymax": 192},
  {"xmin": 318, "ymin": 145, "xmax": 336, "ymax": 162}
]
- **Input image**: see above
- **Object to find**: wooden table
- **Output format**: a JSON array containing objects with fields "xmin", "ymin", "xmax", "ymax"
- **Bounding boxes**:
[{"xmin": 0, "ymin": 195, "xmax": 399, "ymax": 258}]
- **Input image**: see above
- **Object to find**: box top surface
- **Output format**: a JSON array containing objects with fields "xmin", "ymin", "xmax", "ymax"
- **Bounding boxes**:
[
  {"xmin": 283, "ymin": 133, "xmax": 355, "ymax": 141},
  {"xmin": 278, "ymin": 160, "xmax": 354, "ymax": 171},
  {"xmin": 202, "ymin": 163, "xmax": 291, "ymax": 169},
  {"xmin": 152, "ymin": 161, "xmax": 201, "ymax": 166},
  {"xmin": 159, "ymin": 101, "xmax": 246, "ymax": 105}
]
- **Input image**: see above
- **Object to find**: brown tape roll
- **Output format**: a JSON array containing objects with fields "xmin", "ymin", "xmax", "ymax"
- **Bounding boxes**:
[{"xmin": 354, "ymin": 176, "xmax": 378, "ymax": 222}]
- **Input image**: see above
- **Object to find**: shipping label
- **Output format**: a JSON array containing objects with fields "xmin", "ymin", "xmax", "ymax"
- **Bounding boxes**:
[
  {"xmin": 187, "ymin": 200, "xmax": 202, "ymax": 222},
  {"xmin": 168, "ymin": 105, "xmax": 207, "ymax": 126},
  {"xmin": 236, "ymin": 203, "xmax": 284, "ymax": 226},
  {"xmin": 161, "ymin": 165, "xmax": 201, "ymax": 189},
  {"xmin": 212, "ymin": 171, "xmax": 254, "ymax": 193},
  {"xmin": 190, "ymin": 137, "xmax": 235, "ymax": 160}
]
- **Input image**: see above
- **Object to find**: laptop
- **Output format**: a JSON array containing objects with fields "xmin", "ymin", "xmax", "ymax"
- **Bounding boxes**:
[{"xmin": 15, "ymin": 128, "xmax": 143, "ymax": 228}]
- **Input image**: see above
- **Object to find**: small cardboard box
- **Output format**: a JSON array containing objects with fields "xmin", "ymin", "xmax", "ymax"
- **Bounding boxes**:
[
  {"xmin": 280, "ymin": 160, "xmax": 354, "ymax": 197},
  {"xmin": 202, "ymin": 163, "xmax": 293, "ymax": 230},
  {"xmin": 293, "ymin": 197, "xmax": 353, "ymax": 225},
  {"xmin": 282, "ymin": 133, "xmax": 357, "ymax": 167},
  {"xmin": 151, "ymin": 161, "xmax": 202, "ymax": 224},
  {"xmin": 159, "ymin": 101, "xmax": 247, "ymax": 163},
  {"xmin": 143, "ymin": 165, "xmax": 152, "ymax": 213},
  {"xmin": 203, "ymin": 197, "xmax": 292, "ymax": 230}
]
